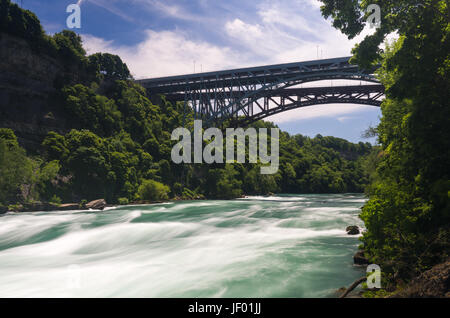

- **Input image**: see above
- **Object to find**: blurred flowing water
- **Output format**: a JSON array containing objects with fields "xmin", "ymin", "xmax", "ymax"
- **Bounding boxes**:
[{"xmin": 0, "ymin": 194, "xmax": 367, "ymax": 297}]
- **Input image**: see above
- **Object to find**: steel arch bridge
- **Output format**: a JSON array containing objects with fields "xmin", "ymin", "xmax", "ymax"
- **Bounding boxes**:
[{"xmin": 137, "ymin": 56, "xmax": 384, "ymax": 127}]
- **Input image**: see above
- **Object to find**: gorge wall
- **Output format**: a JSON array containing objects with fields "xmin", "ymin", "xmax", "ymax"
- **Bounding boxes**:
[{"xmin": 1, "ymin": 32, "xmax": 75, "ymax": 152}]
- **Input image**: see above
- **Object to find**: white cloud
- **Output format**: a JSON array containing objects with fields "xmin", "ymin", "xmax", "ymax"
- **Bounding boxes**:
[
  {"xmin": 82, "ymin": 1, "xmax": 381, "ymax": 78},
  {"xmin": 225, "ymin": 19, "xmax": 264, "ymax": 41},
  {"xmin": 224, "ymin": 15, "xmax": 310, "ymax": 62},
  {"xmin": 131, "ymin": 0, "xmax": 210, "ymax": 23},
  {"xmin": 84, "ymin": 0, "xmax": 135, "ymax": 23},
  {"xmin": 82, "ymin": 30, "xmax": 246, "ymax": 79},
  {"xmin": 337, "ymin": 116, "xmax": 354, "ymax": 123},
  {"xmin": 257, "ymin": 5, "xmax": 315, "ymax": 33},
  {"xmin": 304, "ymin": 0, "xmax": 322, "ymax": 9},
  {"xmin": 224, "ymin": 2, "xmax": 377, "ymax": 63}
]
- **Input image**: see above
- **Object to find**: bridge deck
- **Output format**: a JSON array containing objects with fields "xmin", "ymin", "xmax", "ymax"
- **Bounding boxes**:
[
  {"xmin": 136, "ymin": 57, "xmax": 376, "ymax": 94},
  {"xmin": 163, "ymin": 84, "xmax": 384, "ymax": 101}
]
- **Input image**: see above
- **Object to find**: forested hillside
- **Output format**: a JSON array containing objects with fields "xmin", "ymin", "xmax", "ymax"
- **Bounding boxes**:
[
  {"xmin": 319, "ymin": 0, "xmax": 449, "ymax": 293},
  {"xmin": 0, "ymin": 0, "xmax": 374, "ymax": 210}
]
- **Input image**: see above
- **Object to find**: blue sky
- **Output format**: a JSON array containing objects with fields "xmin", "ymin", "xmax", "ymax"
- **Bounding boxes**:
[{"xmin": 15, "ymin": 0, "xmax": 382, "ymax": 143}]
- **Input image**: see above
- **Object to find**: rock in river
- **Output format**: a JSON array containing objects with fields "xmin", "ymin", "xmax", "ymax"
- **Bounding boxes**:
[
  {"xmin": 85, "ymin": 199, "xmax": 107, "ymax": 210},
  {"xmin": 346, "ymin": 225, "xmax": 360, "ymax": 235}
]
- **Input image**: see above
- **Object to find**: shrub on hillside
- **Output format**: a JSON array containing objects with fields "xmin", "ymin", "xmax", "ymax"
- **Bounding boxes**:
[
  {"xmin": 137, "ymin": 179, "xmax": 170, "ymax": 202},
  {"xmin": 118, "ymin": 197, "xmax": 129, "ymax": 205}
]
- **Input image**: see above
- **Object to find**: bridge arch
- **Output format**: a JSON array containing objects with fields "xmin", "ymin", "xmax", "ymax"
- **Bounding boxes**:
[
  {"xmin": 213, "ymin": 77, "xmax": 382, "ymax": 126},
  {"xmin": 137, "ymin": 56, "xmax": 384, "ymax": 127},
  {"xmin": 232, "ymin": 84, "xmax": 384, "ymax": 126}
]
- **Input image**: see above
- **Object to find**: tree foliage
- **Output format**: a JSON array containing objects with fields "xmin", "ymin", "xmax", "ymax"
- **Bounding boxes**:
[
  {"xmin": 137, "ymin": 179, "xmax": 170, "ymax": 202},
  {"xmin": 319, "ymin": 0, "xmax": 450, "ymax": 285},
  {"xmin": 0, "ymin": 128, "xmax": 59, "ymax": 205},
  {"xmin": 88, "ymin": 53, "xmax": 132, "ymax": 81},
  {"xmin": 0, "ymin": 0, "xmax": 44, "ymax": 44}
]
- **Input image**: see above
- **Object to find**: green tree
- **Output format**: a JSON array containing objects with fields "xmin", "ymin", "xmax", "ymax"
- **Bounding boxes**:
[
  {"xmin": 53, "ymin": 30, "xmax": 86, "ymax": 63},
  {"xmin": 88, "ymin": 53, "xmax": 132, "ymax": 81},
  {"xmin": 0, "ymin": 0, "xmax": 45, "ymax": 44},
  {"xmin": 0, "ymin": 129, "xmax": 60, "ymax": 204},
  {"xmin": 137, "ymin": 179, "xmax": 170, "ymax": 201},
  {"xmin": 62, "ymin": 84, "xmax": 122, "ymax": 136},
  {"xmin": 24, "ymin": 159, "xmax": 60, "ymax": 202},
  {"xmin": 0, "ymin": 129, "xmax": 32, "ymax": 204},
  {"xmin": 42, "ymin": 131, "xmax": 69, "ymax": 162}
]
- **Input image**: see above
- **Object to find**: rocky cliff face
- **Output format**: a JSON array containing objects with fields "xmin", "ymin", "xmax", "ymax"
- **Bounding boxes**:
[
  {"xmin": 0, "ymin": 33, "xmax": 70, "ymax": 152},
  {"xmin": 391, "ymin": 258, "xmax": 450, "ymax": 298}
]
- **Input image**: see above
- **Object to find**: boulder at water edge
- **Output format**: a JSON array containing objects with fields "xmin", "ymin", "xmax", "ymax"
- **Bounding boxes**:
[{"xmin": 86, "ymin": 199, "xmax": 107, "ymax": 210}]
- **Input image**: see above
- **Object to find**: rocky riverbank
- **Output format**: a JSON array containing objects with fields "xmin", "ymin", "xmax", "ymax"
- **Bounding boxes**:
[
  {"xmin": 3, "ymin": 199, "xmax": 108, "ymax": 213},
  {"xmin": 389, "ymin": 258, "xmax": 450, "ymax": 298},
  {"xmin": 339, "ymin": 245, "xmax": 450, "ymax": 298},
  {"xmin": 0, "ymin": 196, "xmax": 206, "ymax": 214}
]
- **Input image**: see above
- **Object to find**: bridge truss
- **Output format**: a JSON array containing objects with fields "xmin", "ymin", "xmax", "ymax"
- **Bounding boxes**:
[{"xmin": 137, "ymin": 57, "xmax": 384, "ymax": 127}]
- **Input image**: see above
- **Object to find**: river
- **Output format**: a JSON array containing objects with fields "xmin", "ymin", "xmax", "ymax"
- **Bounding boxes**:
[{"xmin": 0, "ymin": 194, "xmax": 367, "ymax": 297}]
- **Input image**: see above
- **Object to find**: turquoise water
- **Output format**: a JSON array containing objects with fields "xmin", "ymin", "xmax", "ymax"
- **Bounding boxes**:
[{"xmin": 0, "ymin": 194, "xmax": 366, "ymax": 297}]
